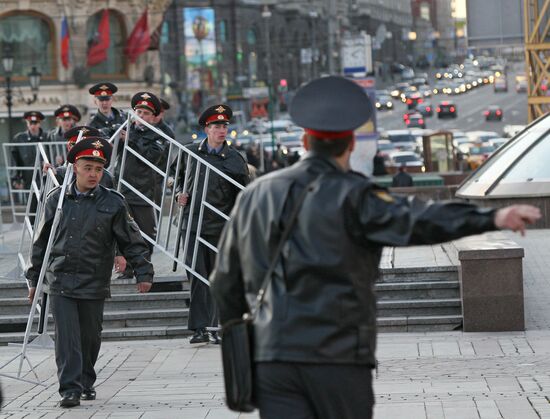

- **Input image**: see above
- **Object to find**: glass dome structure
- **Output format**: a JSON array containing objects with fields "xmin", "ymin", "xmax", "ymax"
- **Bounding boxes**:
[{"xmin": 456, "ymin": 113, "xmax": 550, "ymax": 199}]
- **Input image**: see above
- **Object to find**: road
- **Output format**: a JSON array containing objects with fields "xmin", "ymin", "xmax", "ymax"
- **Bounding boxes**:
[{"xmin": 376, "ymin": 71, "xmax": 528, "ymax": 136}]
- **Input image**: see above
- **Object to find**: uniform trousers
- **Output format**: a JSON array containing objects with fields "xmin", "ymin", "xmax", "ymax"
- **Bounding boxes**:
[
  {"xmin": 254, "ymin": 362, "xmax": 374, "ymax": 419},
  {"xmin": 186, "ymin": 234, "xmax": 219, "ymax": 331},
  {"xmin": 50, "ymin": 295, "xmax": 104, "ymax": 396}
]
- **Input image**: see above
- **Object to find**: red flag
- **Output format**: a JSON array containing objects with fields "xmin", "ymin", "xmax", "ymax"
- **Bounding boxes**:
[
  {"xmin": 61, "ymin": 16, "xmax": 70, "ymax": 69},
  {"xmin": 87, "ymin": 9, "xmax": 110, "ymax": 67},
  {"xmin": 125, "ymin": 9, "xmax": 150, "ymax": 63}
]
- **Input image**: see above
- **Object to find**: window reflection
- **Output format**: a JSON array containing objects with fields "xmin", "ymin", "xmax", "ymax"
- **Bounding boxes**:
[{"xmin": 0, "ymin": 13, "xmax": 54, "ymax": 78}]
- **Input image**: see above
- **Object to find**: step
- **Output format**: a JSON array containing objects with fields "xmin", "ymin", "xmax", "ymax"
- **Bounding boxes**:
[
  {"xmin": 0, "ymin": 325, "xmax": 195, "ymax": 345},
  {"xmin": 0, "ymin": 308, "xmax": 190, "ymax": 333},
  {"xmin": 378, "ymin": 266, "xmax": 458, "ymax": 283},
  {"xmin": 375, "ymin": 280, "xmax": 460, "ymax": 300},
  {"xmin": 377, "ymin": 314, "xmax": 463, "ymax": 332},
  {"xmin": 0, "ymin": 291, "xmax": 190, "ymax": 315},
  {"xmin": 377, "ymin": 298, "xmax": 462, "ymax": 317}
]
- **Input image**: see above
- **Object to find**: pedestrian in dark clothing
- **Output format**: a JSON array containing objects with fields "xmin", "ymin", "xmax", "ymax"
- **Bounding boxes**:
[
  {"xmin": 26, "ymin": 137, "xmax": 153, "ymax": 409},
  {"xmin": 392, "ymin": 164, "xmax": 413, "ymax": 187},
  {"xmin": 87, "ymin": 82, "xmax": 127, "ymax": 138},
  {"xmin": 116, "ymin": 92, "xmax": 169, "ymax": 279},
  {"xmin": 175, "ymin": 104, "xmax": 249, "ymax": 344},
  {"xmin": 47, "ymin": 105, "xmax": 81, "ymax": 165},
  {"xmin": 11, "ymin": 111, "xmax": 48, "ymax": 191},
  {"xmin": 372, "ymin": 148, "xmax": 387, "ymax": 176},
  {"xmin": 210, "ymin": 76, "xmax": 541, "ymax": 419}
]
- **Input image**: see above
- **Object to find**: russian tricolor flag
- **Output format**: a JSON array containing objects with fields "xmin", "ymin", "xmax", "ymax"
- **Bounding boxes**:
[{"xmin": 61, "ymin": 16, "xmax": 70, "ymax": 69}]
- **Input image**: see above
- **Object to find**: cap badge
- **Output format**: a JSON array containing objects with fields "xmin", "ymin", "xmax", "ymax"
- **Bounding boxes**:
[
  {"xmin": 81, "ymin": 128, "xmax": 89, "ymax": 134},
  {"xmin": 139, "ymin": 100, "xmax": 149, "ymax": 106},
  {"xmin": 217, "ymin": 115, "xmax": 224, "ymax": 120},
  {"xmin": 100, "ymin": 85, "xmax": 109, "ymax": 90},
  {"xmin": 31, "ymin": 116, "xmax": 37, "ymax": 121},
  {"xmin": 215, "ymin": 106, "xmax": 225, "ymax": 113},
  {"xmin": 100, "ymin": 91, "xmax": 108, "ymax": 96},
  {"xmin": 92, "ymin": 150, "xmax": 100, "ymax": 157},
  {"xmin": 63, "ymin": 107, "xmax": 69, "ymax": 112},
  {"xmin": 63, "ymin": 112, "xmax": 70, "ymax": 117},
  {"xmin": 141, "ymin": 93, "xmax": 151, "ymax": 99},
  {"xmin": 92, "ymin": 140, "xmax": 104, "ymax": 149}
]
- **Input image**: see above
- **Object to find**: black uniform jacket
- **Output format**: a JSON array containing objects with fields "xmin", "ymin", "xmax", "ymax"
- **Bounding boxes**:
[
  {"xmin": 26, "ymin": 183, "xmax": 154, "ymax": 299},
  {"xmin": 88, "ymin": 107, "xmax": 126, "ymax": 138},
  {"xmin": 12, "ymin": 129, "xmax": 47, "ymax": 180},
  {"xmin": 118, "ymin": 123, "xmax": 169, "ymax": 206},
  {"xmin": 210, "ymin": 153, "xmax": 497, "ymax": 367},
  {"xmin": 175, "ymin": 139, "xmax": 250, "ymax": 238}
]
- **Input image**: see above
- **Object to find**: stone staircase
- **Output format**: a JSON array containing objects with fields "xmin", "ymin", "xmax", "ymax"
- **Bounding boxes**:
[
  {"xmin": 0, "ymin": 245, "xmax": 464, "ymax": 343},
  {"xmin": 376, "ymin": 266, "xmax": 462, "ymax": 332}
]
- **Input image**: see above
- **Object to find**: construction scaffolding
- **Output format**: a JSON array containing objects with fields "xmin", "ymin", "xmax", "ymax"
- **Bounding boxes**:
[{"xmin": 524, "ymin": 0, "xmax": 550, "ymax": 121}]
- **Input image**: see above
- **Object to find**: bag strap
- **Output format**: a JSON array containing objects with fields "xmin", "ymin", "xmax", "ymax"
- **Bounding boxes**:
[{"xmin": 249, "ymin": 176, "xmax": 319, "ymax": 319}]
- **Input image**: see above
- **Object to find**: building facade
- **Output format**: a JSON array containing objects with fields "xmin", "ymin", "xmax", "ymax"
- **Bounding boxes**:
[{"xmin": 0, "ymin": 0, "xmax": 170, "ymax": 141}]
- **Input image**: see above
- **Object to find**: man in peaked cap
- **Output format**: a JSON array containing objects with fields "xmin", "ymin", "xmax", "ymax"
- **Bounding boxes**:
[
  {"xmin": 115, "ymin": 91, "xmax": 169, "ymax": 280},
  {"xmin": 11, "ymin": 111, "xmax": 47, "ymax": 192},
  {"xmin": 47, "ymin": 105, "xmax": 82, "ymax": 165},
  {"xmin": 88, "ymin": 82, "xmax": 127, "ymax": 138},
  {"xmin": 210, "ymin": 76, "xmax": 541, "ymax": 418},
  {"xmin": 174, "ymin": 104, "xmax": 249, "ymax": 344},
  {"xmin": 27, "ymin": 136, "xmax": 153, "ymax": 408}
]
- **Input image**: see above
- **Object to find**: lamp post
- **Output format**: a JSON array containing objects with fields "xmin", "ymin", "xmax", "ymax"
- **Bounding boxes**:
[
  {"xmin": 262, "ymin": 4, "xmax": 276, "ymax": 166},
  {"xmin": 2, "ymin": 45, "xmax": 42, "ymax": 140},
  {"xmin": 2, "ymin": 44, "xmax": 15, "ymax": 140}
]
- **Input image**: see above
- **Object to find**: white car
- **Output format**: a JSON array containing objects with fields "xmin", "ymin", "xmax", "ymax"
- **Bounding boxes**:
[{"xmin": 386, "ymin": 151, "xmax": 424, "ymax": 169}]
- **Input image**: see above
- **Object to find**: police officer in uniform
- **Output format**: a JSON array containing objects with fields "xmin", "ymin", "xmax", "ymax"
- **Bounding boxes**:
[
  {"xmin": 11, "ymin": 111, "xmax": 47, "ymax": 190},
  {"xmin": 88, "ymin": 82, "xmax": 126, "ymax": 138},
  {"xmin": 45, "ymin": 126, "xmax": 115, "ymax": 189},
  {"xmin": 116, "ymin": 92, "xmax": 169, "ymax": 279},
  {"xmin": 26, "ymin": 136, "xmax": 153, "ymax": 408},
  {"xmin": 210, "ymin": 76, "xmax": 541, "ymax": 419},
  {"xmin": 175, "ymin": 104, "xmax": 250, "ymax": 344},
  {"xmin": 47, "ymin": 105, "xmax": 81, "ymax": 165}
]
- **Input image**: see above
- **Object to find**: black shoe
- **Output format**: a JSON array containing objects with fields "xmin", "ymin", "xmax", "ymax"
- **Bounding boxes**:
[
  {"xmin": 60, "ymin": 393, "xmax": 80, "ymax": 408},
  {"xmin": 190, "ymin": 328, "xmax": 209, "ymax": 344},
  {"xmin": 81, "ymin": 388, "xmax": 96, "ymax": 400},
  {"xmin": 209, "ymin": 331, "xmax": 221, "ymax": 345}
]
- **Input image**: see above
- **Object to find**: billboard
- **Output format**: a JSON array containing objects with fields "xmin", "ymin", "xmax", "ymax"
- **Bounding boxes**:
[
  {"xmin": 350, "ymin": 77, "xmax": 378, "ymax": 175},
  {"xmin": 466, "ymin": 0, "xmax": 524, "ymax": 47},
  {"xmin": 183, "ymin": 7, "xmax": 217, "ymax": 112}
]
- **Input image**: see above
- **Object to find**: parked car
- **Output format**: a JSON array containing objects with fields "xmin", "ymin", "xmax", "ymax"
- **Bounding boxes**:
[
  {"xmin": 415, "ymin": 102, "xmax": 434, "ymax": 117},
  {"xmin": 437, "ymin": 101, "xmax": 457, "ymax": 118},
  {"xmin": 484, "ymin": 105, "xmax": 503, "ymax": 121}
]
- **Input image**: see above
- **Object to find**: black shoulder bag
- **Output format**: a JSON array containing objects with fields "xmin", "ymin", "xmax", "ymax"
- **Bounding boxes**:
[{"xmin": 221, "ymin": 178, "xmax": 317, "ymax": 412}]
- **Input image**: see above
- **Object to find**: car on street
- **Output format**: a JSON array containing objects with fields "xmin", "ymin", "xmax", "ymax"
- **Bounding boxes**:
[
  {"xmin": 432, "ymin": 80, "xmax": 448, "ymax": 95},
  {"xmin": 466, "ymin": 131, "xmax": 500, "ymax": 143},
  {"xmin": 404, "ymin": 113, "xmax": 426, "ymax": 129},
  {"xmin": 379, "ymin": 130, "xmax": 417, "ymax": 151},
  {"xmin": 494, "ymin": 76, "xmax": 508, "ymax": 92},
  {"xmin": 391, "ymin": 82, "xmax": 411, "ymax": 99},
  {"xmin": 484, "ymin": 105, "xmax": 503, "ymax": 121},
  {"xmin": 515, "ymin": 74, "xmax": 527, "ymax": 93},
  {"xmin": 415, "ymin": 102, "xmax": 434, "ymax": 117},
  {"xmin": 418, "ymin": 85, "xmax": 432, "ymax": 98},
  {"xmin": 385, "ymin": 150, "xmax": 424, "ymax": 173},
  {"xmin": 488, "ymin": 137, "xmax": 509, "ymax": 149},
  {"xmin": 465, "ymin": 143, "xmax": 497, "ymax": 170},
  {"xmin": 376, "ymin": 94, "xmax": 394, "ymax": 110},
  {"xmin": 405, "ymin": 92, "xmax": 424, "ymax": 109},
  {"xmin": 437, "ymin": 101, "xmax": 457, "ymax": 118}
]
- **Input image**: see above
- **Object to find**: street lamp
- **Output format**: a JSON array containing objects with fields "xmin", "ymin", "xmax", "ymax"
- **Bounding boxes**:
[
  {"xmin": 2, "ymin": 44, "xmax": 42, "ymax": 140},
  {"xmin": 262, "ymin": 4, "xmax": 276, "ymax": 169},
  {"xmin": 2, "ymin": 44, "xmax": 15, "ymax": 140}
]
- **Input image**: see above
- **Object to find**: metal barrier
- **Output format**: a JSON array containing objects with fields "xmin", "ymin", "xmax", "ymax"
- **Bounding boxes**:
[
  {"xmin": 3, "ymin": 141, "xmax": 69, "ymax": 222},
  {"xmin": 0, "ymin": 113, "xmax": 247, "ymax": 384}
]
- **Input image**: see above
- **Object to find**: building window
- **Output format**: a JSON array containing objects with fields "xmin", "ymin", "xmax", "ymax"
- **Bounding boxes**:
[
  {"xmin": 219, "ymin": 20, "xmax": 227, "ymax": 43},
  {"xmin": 86, "ymin": 9, "xmax": 126, "ymax": 77},
  {"xmin": 420, "ymin": 2, "xmax": 431, "ymax": 21},
  {"xmin": 0, "ymin": 12, "xmax": 55, "ymax": 79},
  {"xmin": 247, "ymin": 28, "xmax": 256, "ymax": 46}
]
